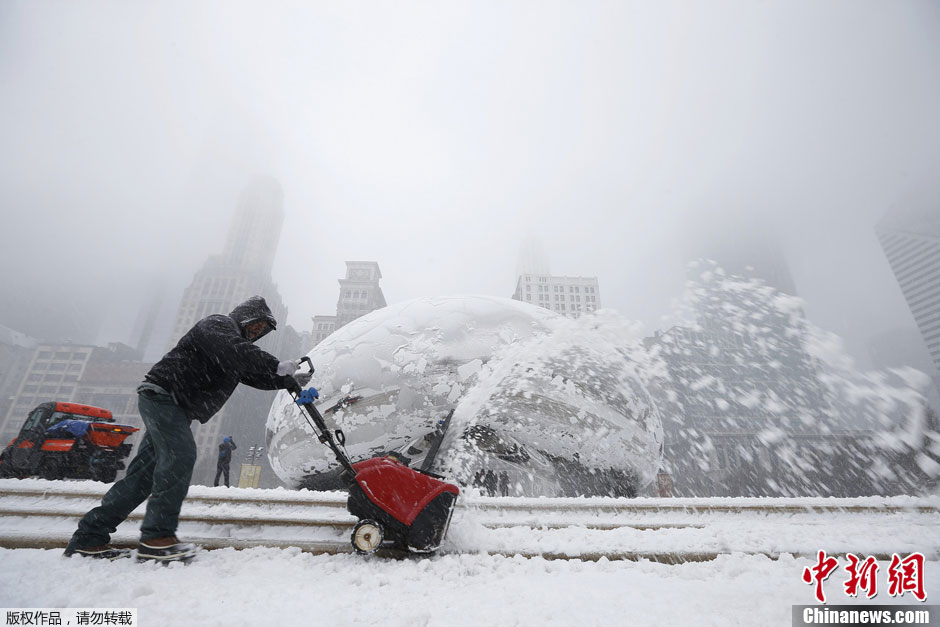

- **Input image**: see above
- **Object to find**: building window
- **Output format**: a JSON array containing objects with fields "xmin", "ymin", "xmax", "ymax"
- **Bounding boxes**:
[
  {"xmin": 23, "ymin": 385, "xmax": 38, "ymax": 393},
  {"xmin": 73, "ymin": 353, "xmax": 87, "ymax": 360},
  {"xmin": 28, "ymin": 374, "xmax": 41, "ymax": 382},
  {"xmin": 69, "ymin": 364, "xmax": 82, "ymax": 372},
  {"xmin": 38, "ymin": 351, "xmax": 52, "ymax": 359},
  {"xmin": 49, "ymin": 363, "xmax": 66, "ymax": 371}
]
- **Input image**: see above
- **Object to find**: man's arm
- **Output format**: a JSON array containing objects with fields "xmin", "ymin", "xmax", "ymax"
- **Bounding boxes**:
[
  {"xmin": 193, "ymin": 317, "xmax": 294, "ymax": 391},
  {"xmin": 236, "ymin": 344, "xmax": 295, "ymax": 390}
]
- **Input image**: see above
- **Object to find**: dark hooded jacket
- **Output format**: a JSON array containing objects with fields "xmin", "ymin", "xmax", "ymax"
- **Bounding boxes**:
[
  {"xmin": 218, "ymin": 437, "xmax": 237, "ymax": 464},
  {"xmin": 144, "ymin": 296, "xmax": 294, "ymax": 424}
]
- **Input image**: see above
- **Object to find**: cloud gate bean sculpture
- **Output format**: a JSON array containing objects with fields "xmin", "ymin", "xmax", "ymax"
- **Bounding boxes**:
[{"xmin": 266, "ymin": 295, "xmax": 664, "ymax": 497}]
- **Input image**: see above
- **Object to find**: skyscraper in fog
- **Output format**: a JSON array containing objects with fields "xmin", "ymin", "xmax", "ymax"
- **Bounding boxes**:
[
  {"xmin": 166, "ymin": 177, "xmax": 287, "ymax": 349},
  {"xmin": 166, "ymin": 177, "xmax": 291, "ymax": 485},
  {"xmin": 876, "ymin": 206, "xmax": 940, "ymax": 377}
]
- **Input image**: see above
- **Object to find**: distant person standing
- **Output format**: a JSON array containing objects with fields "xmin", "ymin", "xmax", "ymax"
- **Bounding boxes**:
[
  {"xmin": 63, "ymin": 296, "xmax": 311, "ymax": 563},
  {"xmin": 215, "ymin": 436, "xmax": 237, "ymax": 487}
]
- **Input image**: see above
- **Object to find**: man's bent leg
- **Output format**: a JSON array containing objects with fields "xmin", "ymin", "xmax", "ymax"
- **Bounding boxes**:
[
  {"xmin": 67, "ymin": 416, "xmax": 157, "ymax": 550},
  {"xmin": 139, "ymin": 395, "xmax": 196, "ymax": 541}
]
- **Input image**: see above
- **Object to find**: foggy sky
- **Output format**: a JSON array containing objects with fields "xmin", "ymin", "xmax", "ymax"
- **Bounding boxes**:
[{"xmin": 1, "ymin": 1, "xmax": 939, "ymax": 370}]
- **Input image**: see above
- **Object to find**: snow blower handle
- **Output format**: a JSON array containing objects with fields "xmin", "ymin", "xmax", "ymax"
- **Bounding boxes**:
[
  {"xmin": 284, "ymin": 357, "xmax": 316, "ymax": 396},
  {"xmin": 288, "ymin": 357, "xmax": 355, "ymax": 475}
]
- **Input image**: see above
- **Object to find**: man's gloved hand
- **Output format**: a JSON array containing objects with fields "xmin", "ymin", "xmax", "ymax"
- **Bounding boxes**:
[
  {"xmin": 292, "ymin": 370, "xmax": 313, "ymax": 387},
  {"xmin": 277, "ymin": 359, "xmax": 302, "ymax": 376}
]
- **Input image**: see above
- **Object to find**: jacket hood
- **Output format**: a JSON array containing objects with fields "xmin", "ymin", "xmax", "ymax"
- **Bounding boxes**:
[{"xmin": 229, "ymin": 296, "xmax": 277, "ymax": 338}]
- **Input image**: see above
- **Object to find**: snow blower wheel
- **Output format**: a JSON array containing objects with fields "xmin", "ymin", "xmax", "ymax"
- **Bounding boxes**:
[{"xmin": 351, "ymin": 519, "xmax": 383, "ymax": 554}]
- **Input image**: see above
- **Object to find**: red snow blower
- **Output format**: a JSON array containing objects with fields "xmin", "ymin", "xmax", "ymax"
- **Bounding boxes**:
[{"xmin": 288, "ymin": 358, "xmax": 459, "ymax": 555}]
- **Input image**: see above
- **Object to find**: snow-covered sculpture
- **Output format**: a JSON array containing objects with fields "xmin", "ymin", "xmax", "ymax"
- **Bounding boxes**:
[{"xmin": 265, "ymin": 295, "xmax": 665, "ymax": 497}]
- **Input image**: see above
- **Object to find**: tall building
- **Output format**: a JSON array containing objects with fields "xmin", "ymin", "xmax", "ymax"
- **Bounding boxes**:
[
  {"xmin": 164, "ymin": 177, "xmax": 292, "ymax": 485},
  {"xmin": 0, "ymin": 325, "xmax": 37, "ymax": 423},
  {"xmin": 220, "ymin": 177, "xmax": 285, "ymax": 278},
  {"xmin": 511, "ymin": 274, "xmax": 601, "ymax": 318},
  {"xmin": 166, "ymin": 178, "xmax": 286, "ymax": 350},
  {"xmin": 310, "ymin": 262, "xmax": 387, "ymax": 347},
  {"xmin": 335, "ymin": 262, "xmax": 387, "ymax": 328},
  {"xmin": 876, "ymin": 206, "xmax": 940, "ymax": 379}
]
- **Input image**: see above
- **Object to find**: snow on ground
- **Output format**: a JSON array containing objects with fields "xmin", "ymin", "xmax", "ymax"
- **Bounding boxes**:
[
  {"xmin": 1, "ymin": 548, "xmax": 937, "ymax": 627},
  {"xmin": 3, "ymin": 479, "xmax": 939, "ymax": 557},
  {"xmin": 2, "ymin": 480, "xmax": 938, "ymax": 625}
]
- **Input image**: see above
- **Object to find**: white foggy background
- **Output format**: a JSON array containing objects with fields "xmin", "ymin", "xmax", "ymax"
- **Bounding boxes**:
[{"xmin": 1, "ymin": 1, "xmax": 939, "ymax": 370}]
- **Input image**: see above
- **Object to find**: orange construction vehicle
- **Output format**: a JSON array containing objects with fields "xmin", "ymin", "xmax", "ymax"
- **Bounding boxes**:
[{"xmin": 0, "ymin": 401, "xmax": 139, "ymax": 482}]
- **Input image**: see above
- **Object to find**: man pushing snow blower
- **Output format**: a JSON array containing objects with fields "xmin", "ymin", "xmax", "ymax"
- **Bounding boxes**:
[{"xmin": 64, "ymin": 296, "xmax": 311, "ymax": 563}]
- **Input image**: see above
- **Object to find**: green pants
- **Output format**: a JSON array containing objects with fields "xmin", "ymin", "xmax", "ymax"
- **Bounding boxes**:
[{"xmin": 67, "ymin": 390, "xmax": 197, "ymax": 548}]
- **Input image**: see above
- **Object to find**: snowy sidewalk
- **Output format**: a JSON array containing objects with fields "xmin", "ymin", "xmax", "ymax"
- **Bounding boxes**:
[{"xmin": 1, "ymin": 547, "xmax": 937, "ymax": 627}]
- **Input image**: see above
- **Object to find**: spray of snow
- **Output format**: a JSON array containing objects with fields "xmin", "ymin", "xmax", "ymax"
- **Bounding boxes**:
[{"xmin": 652, "ymin": 260, "xmax": 940, "ymax": 497}]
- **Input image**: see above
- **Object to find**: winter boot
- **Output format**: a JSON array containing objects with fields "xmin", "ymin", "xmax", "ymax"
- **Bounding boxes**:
[
  {"xmin": 63, "ymin": 544, "xmax": 132, "ymax": 560},
  {"xmin": 137, "ymin": 536, "xmax": 197, "ymax": 563}
]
